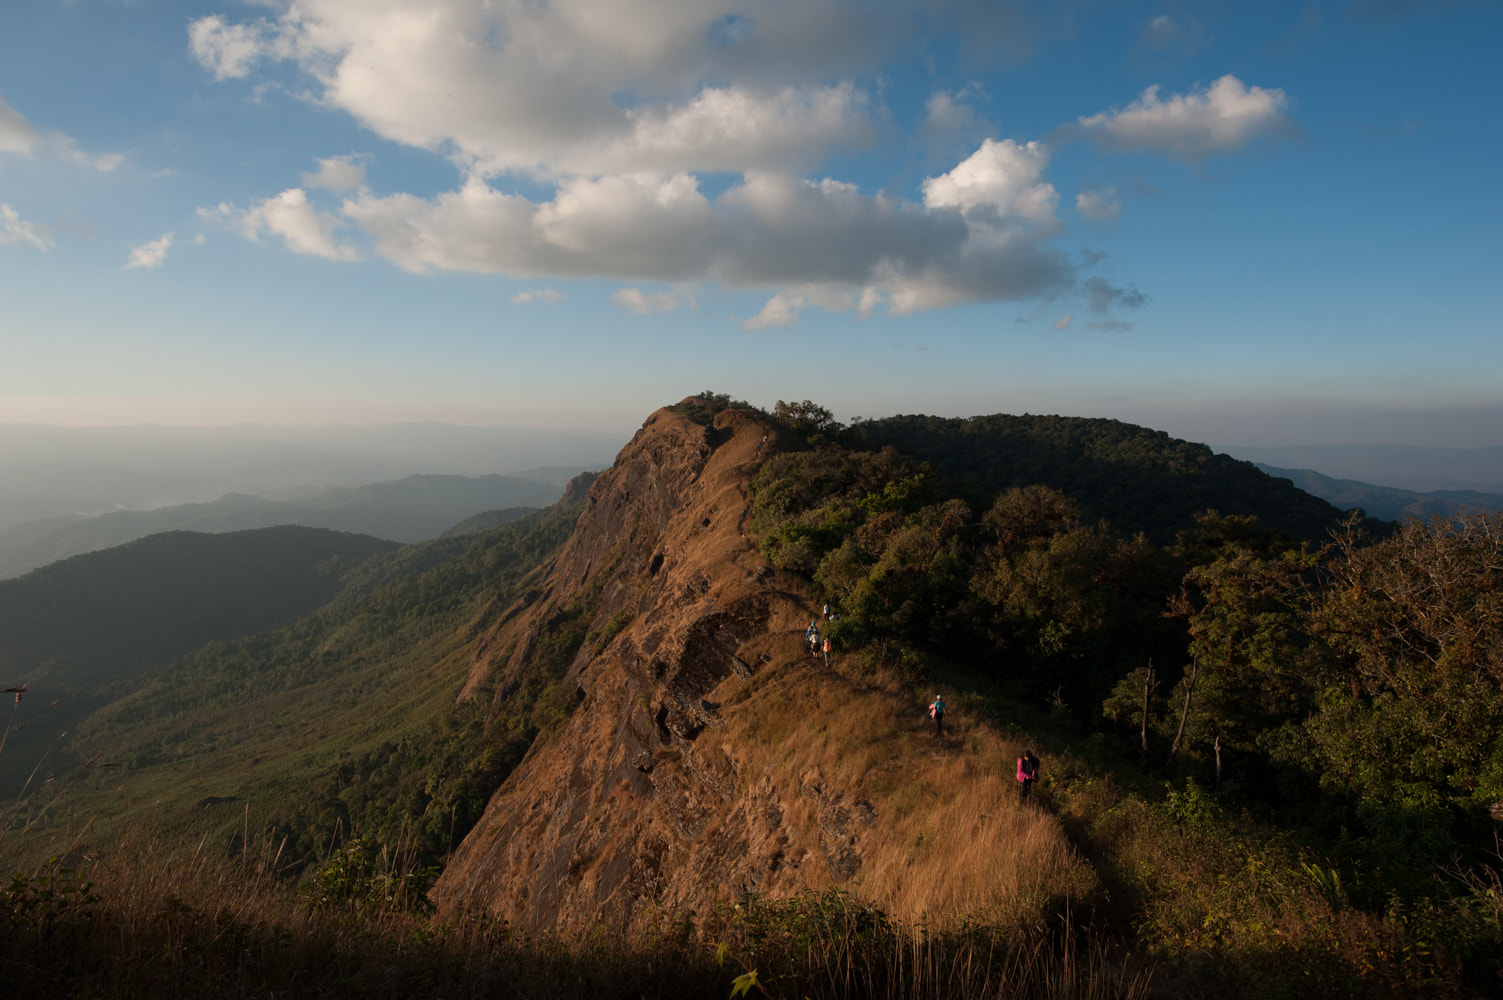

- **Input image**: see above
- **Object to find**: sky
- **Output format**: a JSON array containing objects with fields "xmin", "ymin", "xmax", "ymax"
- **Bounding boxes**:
[{"xmin": 1, "ymin": 0, "xmax": 1500, "ymax": 449}]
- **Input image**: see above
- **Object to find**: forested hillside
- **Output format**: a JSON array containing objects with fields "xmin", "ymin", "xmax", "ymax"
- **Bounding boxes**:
[
  {"xmin": 0, "ymin": 526, "xmax": 400, "ymax": 693},
  {"xmin": 854, "ymin": 412, "xmax": 1349, "ymax": 542},
  {"xmin": 4, "ymin": 485, "xmax": 594, "ymax": 869},
  {"xmin": 754, "ymin": 403, "xmax": 1503, "ymax": 860}
]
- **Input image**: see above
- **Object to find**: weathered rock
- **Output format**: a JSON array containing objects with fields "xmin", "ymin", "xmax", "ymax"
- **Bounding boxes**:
[{"xmin": 434, "ymin": 404, "xmax": 845, "ymax": 930}]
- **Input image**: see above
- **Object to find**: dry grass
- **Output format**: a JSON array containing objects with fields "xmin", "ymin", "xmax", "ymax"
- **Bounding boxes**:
[
  {"xmin": 713, "ymin": 643, "xmax": 1101, "ymax": 934},
  {"xmin": 1, "ymin": 813, "xmax": 1151, "ymax": 1000}
]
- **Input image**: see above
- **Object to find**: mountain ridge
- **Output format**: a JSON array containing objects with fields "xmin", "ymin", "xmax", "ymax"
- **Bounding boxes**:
[
  {"xmin": 0, "ymin": 473, "xmax": 562, "ymax": 579},
  {"xmin": 1256, "ymin": 463, "xmax": 1503, "ymax": 522}
]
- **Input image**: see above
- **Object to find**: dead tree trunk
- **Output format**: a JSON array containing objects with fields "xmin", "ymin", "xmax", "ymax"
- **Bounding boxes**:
[
  {"xmin": 1214, "ymin": 735, "xmax": 1223, "ymax": 788},
  {"xmin": 1140, "ymin": 660, "xmax": 1158, "ymax": 768},
  {"xmin": 1158, "ymin": 657, "xmax": 1199, "ymax": 776}
]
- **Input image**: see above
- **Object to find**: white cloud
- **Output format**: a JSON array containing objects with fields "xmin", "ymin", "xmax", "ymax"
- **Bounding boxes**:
[
  {"xmin": 744, "ymin": 283, "xmax": 872, "ymax": 329},
  {"xmin": 188, "ymin": 15, "xmax": 288, "ymax": 81},
  {"xmin": 126, "ymin": 233, "xmax": 175, "ymax": 269},
  {"xmin": 302, "ymin": 155, "xmax": 368, "ymax": 193},
  {"xmin": 0, "ymin": 204, "xmax": 52, "ymax": 250},
  {"xmin": 278, "ymin": 147, "xmax": 1071, "ymax": 321},
  {"xmin": 189, "ymin": 3, "xmax": 1139, "ymax": 326},
  {"xmin": 1053, "ymin": 315, "xmax": 1072, "ymax": 330},
  {"xmin": 1076, "ymin": 184, "xmax": 1121, "ymax": 223},
  {"xmin": 922, "ymin": 139, "xmax": 1057, "ymax": 223},
  {"xmin": 1072, "ymin": 75, "xmax": 1293, "ymax": 161},
  {"xmin": 511, "ymin": 288, "xmax": 564, "ymax": 304},
  {"xmin": 0, "ymin": 96, "xmax": 40, "ymax": 154},
  {"xmin": 611, "ymin": 287, "xmax": 688, "ymax": 314},
  {"xmin": 202, "ymin": 189, "xmax": 359, "ymax": 261},
  {"xmin": 192, "ymin": 2, "xmax": 885, "ymax": 179}
]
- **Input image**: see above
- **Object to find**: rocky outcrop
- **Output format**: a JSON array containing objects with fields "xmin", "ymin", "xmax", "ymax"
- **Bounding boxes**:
[
  {"xmin": 434, "ymin": 403, "xmax": 836, "ymax": 929},
  {"xmin": 431, "ymin": 401, "xmax": 1097, "ymax": 933}
]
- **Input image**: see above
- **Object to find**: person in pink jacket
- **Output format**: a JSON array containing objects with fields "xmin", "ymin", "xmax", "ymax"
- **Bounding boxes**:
[{"xmin": 1017, "ymin": 750, "xmax": 1040, "ymax": 801}]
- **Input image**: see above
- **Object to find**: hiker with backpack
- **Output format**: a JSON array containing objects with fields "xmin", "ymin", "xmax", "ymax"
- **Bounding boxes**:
[
  {"xmin": 1017, "ymin": 750, "xmax": 1040, "ymax": 801},
  {"xmin": 929, "ymin": 694, "xmax": 945, "ymax": 735},
  {"xmin": 822, "ymin": 636, "xmax": 832, "ymax": 667}
]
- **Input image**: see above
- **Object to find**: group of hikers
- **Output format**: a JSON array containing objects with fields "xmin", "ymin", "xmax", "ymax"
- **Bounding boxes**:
[
  {"xmin": 804, "ymin": 619, "xmax": 832, "ymax": 666},
  {"xmin": 928, "ymin": 694, "xmax": 1040, "ymax": 801},
  {"xmin": 803, "ymin": 602, "xmax": 1041, "ymax": 803}
]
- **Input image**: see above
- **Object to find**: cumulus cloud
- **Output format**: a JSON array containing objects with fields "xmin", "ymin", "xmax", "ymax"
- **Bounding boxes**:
[
  {"xmin": 202, "ymin": 189, "xmax": 359, "ymax": 261},
  {"xmin": 743, "ymin": 285, "xmax": 862, "ymax": 330},
  {"xmin": 233, "ymin": 149, "xmax": 1071, "ymax": 323},
  {"xmin": 1076, "ymin": 184, "xmax": 1121, "ymax": 223},
  {"xmin": 188, "ymin": 2, "xmax": 886, "ymax": 178},
  {"xmin": 188, "ymin": 3, "xmax": 1168, "ymax": 326},
  {"xmin": 611, "ymin": 288, "xmax": 688, "ymax": 314},
  {"xmin": 302, "ymin": 155, "xmax": 368, "ymax": 193},
  {"xmin": 188, "ymin": 15, "xmax": 292, "ymax": 80},
  {"xmin": 1070, "ymin": 75, "xmax": 1293, "ymax": 161},
  {"xmin": 511, "ymin": 287, "xmax": 564, "ymax": 304},
  {"xmin": 126, "ymin": 233, "xmax": 175, "ymax": 269},
  {"xmin": 922, "ymin": 139, "xmax": 1057, "ymax": 222},
  {"xmin": 0, "ymin": 204, "xmax": 52, "ymax": 250}
]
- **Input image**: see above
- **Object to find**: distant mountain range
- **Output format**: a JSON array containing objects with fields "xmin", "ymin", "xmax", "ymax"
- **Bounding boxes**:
[
  {"xmin": 0, "ymin": 473, "xmax": 567, "ymax": 579},
  {"xmin": 1257, "ymin": 464, "xmax": 1503, "ymax": 523},
  {"xmin": 1224, "ymin": 443, "xmax": 1503, "ymax": 493},
  {"xmin": 0, "ymin": 422, "xmax": 622, "ymax": 535}
]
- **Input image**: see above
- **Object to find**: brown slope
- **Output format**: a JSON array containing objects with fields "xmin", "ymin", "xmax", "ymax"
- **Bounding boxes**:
[{"xmin": 432, "ymin": 403, "xmax": 1095, "ymax": 933}]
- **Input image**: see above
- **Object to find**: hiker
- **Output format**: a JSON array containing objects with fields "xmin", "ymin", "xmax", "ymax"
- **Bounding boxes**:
[
  {"xmin": 822, "ymin": 636, "xmax": 832, "ymax": 667},
  {"xmin": 1017, "ymin": 750, "xmax": 1040, "ymax": 801},
  {"xmin": 929, "ymin": 694, "xmax": 945, "ymax": 735},
  {"xmin": 809, "ymin": 630, "xmax": 821, "ymax": 658},
  {"xmin": 822, "ymin": 603, "xmax": 831, "ymax": 620}
]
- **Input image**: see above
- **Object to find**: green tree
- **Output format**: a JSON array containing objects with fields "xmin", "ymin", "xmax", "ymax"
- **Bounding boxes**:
[{"xmin": 1289, "ymin": 512, "xmax": 1503, "ymax": 834}]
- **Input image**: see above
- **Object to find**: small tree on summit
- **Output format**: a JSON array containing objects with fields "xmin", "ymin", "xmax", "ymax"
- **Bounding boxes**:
[{"xmin": 773, "ymin": 399, "xmax": 841, "ymax": 437}]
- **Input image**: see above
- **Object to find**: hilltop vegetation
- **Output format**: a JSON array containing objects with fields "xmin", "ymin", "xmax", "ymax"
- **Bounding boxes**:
[
  {"xmin": 852, "ymin": 412, "xmax": 1350, "ymax": 543},
  {"xmin": 756, "ymin": 401, "xmax": 1503, "ymax": 859}
]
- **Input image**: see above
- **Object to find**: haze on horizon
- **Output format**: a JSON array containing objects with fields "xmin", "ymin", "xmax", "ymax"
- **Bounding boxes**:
[{"xmin": 1, "ymin": 1, "xmax": 1498, "ymax": 452}]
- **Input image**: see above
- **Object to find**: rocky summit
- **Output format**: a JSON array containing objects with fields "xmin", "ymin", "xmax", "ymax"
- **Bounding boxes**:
[{"xmin": 432, "ymin": 403, "xmax": 1083, "ymax": 932}]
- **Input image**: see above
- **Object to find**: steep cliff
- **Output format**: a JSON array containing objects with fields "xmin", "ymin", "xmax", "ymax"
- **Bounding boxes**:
[{"xmin": 432, "ymin": 403, "xmax": 1094, "ymax": 931}]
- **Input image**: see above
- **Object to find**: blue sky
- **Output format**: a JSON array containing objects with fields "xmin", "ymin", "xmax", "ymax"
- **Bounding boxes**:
[{"xmin": 1, "ymin": 0, "xmax": 1499, "ymax": 448}]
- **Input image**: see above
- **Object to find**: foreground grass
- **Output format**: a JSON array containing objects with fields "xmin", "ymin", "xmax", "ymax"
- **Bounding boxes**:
[{"xmin": 1, "ymin": 824, "xmax": 1150, "ymax": 1000}]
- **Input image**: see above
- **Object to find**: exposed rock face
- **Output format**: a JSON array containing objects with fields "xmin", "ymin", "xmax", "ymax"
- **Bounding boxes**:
[
  {"xmin": 433, "ymin": 402, "xmax": 1098, "ymax": 933},
  {"xmin": 434, "ymin": 404, "xmax": 834, "ymax": 929}
]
